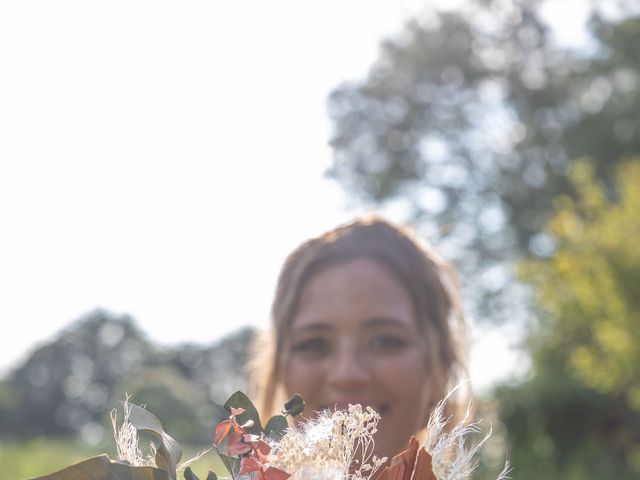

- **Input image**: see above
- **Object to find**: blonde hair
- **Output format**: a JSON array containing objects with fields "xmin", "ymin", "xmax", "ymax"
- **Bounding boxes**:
[{"xmin": 248, "ymin": 215, "xmax": 469, "ymax": 424}]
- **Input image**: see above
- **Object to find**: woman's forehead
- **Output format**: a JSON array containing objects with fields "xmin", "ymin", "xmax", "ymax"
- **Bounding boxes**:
[
  {"xmin": 291, "ymin": 258, "xmax": 418, "ymax": 330},
  {"xmin": 302, "ymin": 258, "xmax": 408, "ymax": 298}
]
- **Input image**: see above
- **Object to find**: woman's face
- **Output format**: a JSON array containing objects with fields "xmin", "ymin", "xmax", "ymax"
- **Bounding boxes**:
[{"xmin": 282, "ymin": 257, "xmax": 433, "ymax": 462}]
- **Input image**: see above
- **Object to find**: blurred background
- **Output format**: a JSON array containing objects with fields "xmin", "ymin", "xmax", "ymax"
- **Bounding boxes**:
[{"xmin": 1, "ymin": 0, "xmax": 639, "ymax": 478}]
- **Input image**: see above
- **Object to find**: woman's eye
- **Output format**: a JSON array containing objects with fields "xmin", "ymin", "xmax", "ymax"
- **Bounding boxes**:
[
  {"xmin": 368, "ymin": 335, "xmax": 408, "ymax": 351},
  {"xmin": 291, "ymin": 338, "xmax": 330, "ymax": 356}
]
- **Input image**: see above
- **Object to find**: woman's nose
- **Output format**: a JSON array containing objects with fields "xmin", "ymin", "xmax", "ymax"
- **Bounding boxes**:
[{"xmin": 327, "ymin": 342, "xmax": 371, "ymax": 389}]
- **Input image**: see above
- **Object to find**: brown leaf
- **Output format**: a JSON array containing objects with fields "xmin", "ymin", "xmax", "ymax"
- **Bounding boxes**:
[
  {"xmin": 411, "ymin": 446, "xmax": 435, "ymax": 480},
  {"xmin": 30, "ymin": 454, "xmax": 172, "ymax": 480},
  {"xmin": 378, "ymin": 436, "xmax": 436, "ymax": 480}
]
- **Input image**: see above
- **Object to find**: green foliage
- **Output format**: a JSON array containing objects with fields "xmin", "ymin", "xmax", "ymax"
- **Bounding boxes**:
[
  {"xmin": 221, "ymin": 390, "xmax": 303, "ymax": 445},
  {"xmin": 223, "ymin": 391, "xmax": 265, "ymax": 436},
  {"xmin": 494, "ymin": 160, "xmax": 640, "ymax": 478},
  {"xmin": 493, "ymin": 370, "xmax": 640, "ymax": 479},
  {"xmin": 0, "ymin": 309, "xmax": 256, "ymax": 442},
  {"xmin": 521, "ymin": 160, "xmax": 640, "ymax": 404},
  {"xmin": 0, "ymin": 437, "xmax": 111, "ymax": 479},
  {"xmin": 282, "ymin": 393, "xmax": 305, "ymax": 418},
  {"xmin": 1, "ymin": 309, "xmax": 157, "ymax": 437},
  {"xmin": 114, "ymin": 367, "xmax": 212, "ymax": 443},
  {"xmin": 327, "ymin": 0, "xmax": 640, "ymax": 322}
]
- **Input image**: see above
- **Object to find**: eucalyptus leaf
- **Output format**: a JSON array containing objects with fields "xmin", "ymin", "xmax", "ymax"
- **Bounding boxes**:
[
  {"xmin": 124, "ymin": 401, "xmax": 165, "ymax": 432},
  {"xmin": 264, "ymin": 415, "xmax": 289, "ymax": 441},
  {"xmin": 30, "ymin": 454, "xmax": 171, "ymax": 480},
  {"xmin": 155, "ymin": 434, "xmax": 183, "ymax": 478},
  {"xmin": 223, "ymin": 391, "xmax": 263, "ymax": 435},
  {"xmin": 125, "ymin": 401, "xmax": 183, "ymax": 479}
]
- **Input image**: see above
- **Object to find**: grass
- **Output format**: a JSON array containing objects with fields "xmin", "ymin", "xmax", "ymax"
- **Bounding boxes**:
[{"xmin": 0, "ymin": 436, "xmax": 225, "ymax": 479}]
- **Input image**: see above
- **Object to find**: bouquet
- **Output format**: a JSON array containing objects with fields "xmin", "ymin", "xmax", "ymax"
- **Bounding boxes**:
[{"xmin": 33, "ymin": 389, "xmax": 510, "ymax": 480}]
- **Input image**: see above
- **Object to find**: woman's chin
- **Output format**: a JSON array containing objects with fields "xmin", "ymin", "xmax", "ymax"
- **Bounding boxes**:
[{"xmin": 372, "ymin": 423, "xmax": 400, "ymax": 462}]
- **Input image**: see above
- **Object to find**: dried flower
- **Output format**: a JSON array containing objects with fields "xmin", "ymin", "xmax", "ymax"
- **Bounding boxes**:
[
  {"xmin": 110, "ymin": 397, "xmax": 154, "ymax": 468},
  {"xmin": 269, "ymin": 404, "xmax": 387, "ymax": 480},
  {"xmin": 422, "ymin": 386, "xmax": 511, "ymax": 480},
  {"xmin": 111, "ymin": 397, "xmax": 210, "ymax": 476}
]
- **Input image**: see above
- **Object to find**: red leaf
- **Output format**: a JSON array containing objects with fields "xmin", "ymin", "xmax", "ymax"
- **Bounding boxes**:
[
  {"xmin": 239, "ymin": 456, "xmax": 262, "ymax": 474},
  {"xmin": 230, "ymin": 407, "xmax": 246, "ymax": 416},
  {"xmin": 264, "ymin": 466, "xmax": 291, "ymax": 480},
  {"xmin": 214, "ymin": 420, "xmax": 233, "ymax": 446},
  {"xmin": 228, "ymin": 431, "xmax": 253, "ymax": 456},
  {"xmin": 255, "ymin": 439, "xmax": 272, "ymax": 458}
]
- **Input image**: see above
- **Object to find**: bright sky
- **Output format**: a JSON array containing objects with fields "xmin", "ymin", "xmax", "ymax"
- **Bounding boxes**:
[{"xmin": 0, "ymin": 0, "xmax": 591, "ymax": 392}]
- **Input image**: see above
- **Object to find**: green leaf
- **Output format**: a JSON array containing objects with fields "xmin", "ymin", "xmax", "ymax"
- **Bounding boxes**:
[
  {"xmin": 125, "ymin": 401, "xmax": 183, "ymax": 479},
  {"xmin": 30, "ymin": 454, "xmax": 171, "ymax": 480},
  {"xmin": 216, "ymin": 453, "xmax": 232, "ymax": 477},
  {"xmin": 264, "ymin": 415, "xmax": 289, "ymax": 441},
  {"xmin": 223, "ymin": 391, "xmax": 263, "ymax": 435},
  {"xmin": 183, "ymin": 467, "xmax": 199, "ymax": 480},
  {"xmin": 283, "ymin": 393, "xmax": 305, "ymax": 417}
]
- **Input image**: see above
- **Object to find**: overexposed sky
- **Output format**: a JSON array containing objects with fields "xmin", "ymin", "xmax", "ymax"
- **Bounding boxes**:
[{"xmin": 0, "ymin": 0, "xmax": 590, "ymax": 391}]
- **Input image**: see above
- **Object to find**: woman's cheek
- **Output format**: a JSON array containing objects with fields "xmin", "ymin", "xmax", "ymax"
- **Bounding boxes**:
[
  {"xmin": 284, "ymin": 360, "xmax": 323, "ymax": 405},
  {"xmin": 373, "ymin": 349, "xmax": 428, "ymax": 396}
]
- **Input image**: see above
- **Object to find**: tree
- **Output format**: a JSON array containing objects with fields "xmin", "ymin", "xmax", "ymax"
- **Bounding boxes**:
[
  {"xmin": 325, "ymin": 3, "xmax": 640, "ymax": 475},
  {"xmin": 521, "ymin": 160, "xmax": 640, "ymax": 401},
  {"xmin": 0, "ymin": 309, "xmax": 256, "ymax": 443},
  {"xmin": 327, "ymin": 0, "xmax": 640, "ymax": 322},
  {"xmin": 0, "ymin": 309, "xmax": 157, "ymax": 437},
  {"xmin": 490, "ymin": 160, "xmax": 640, "ymax": 479}
]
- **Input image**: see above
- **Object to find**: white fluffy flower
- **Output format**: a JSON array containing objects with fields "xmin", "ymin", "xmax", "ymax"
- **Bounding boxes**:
[{"xmin": 269, "ymin": 404, "xmax": 387, "ymax": 480}]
